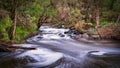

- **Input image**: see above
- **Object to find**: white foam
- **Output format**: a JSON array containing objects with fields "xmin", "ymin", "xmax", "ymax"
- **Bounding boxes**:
[
  {"xmin": 91, "ymin": 51, "xmax": 106, "ymax": 55},
  {"xmin": 39, "ymin": 26, "xmax": 50, "ymax": 30},
  {"xmin": 16, "ymin": 48, "xmax": 63, "ymax": 67},
  {"xmin": 41, "ymin": 34, "xmax": 70, "ymax": 40},
  {"xmin": 13, "ymin": 44, "xmax": 36, "ymax": 47},
  {"xmin": 41, "ymin": 28, "xmax": 69, "ymax": 34}
]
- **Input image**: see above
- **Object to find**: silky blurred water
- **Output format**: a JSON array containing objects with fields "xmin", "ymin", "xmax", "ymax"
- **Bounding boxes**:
[{"xmin": 0, "ymin": 26, "xmax": 120, "ymax": 68}]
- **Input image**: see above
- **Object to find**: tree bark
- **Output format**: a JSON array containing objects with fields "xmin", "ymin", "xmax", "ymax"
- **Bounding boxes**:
[
  {"xmin": 0, "ymin": 43, "xmax": 35, "ymax": 52},
  {"xmin": 37, "ymin": 7, "xmax": 49, "ymax": 29},
  {"xmin": 95, "ymin": 5, "xmax": 99, "ymax": 28},
  {"xmin": 9, "ymin": 0, "xmax": 17, "ymax": 40},
  {"xmin": 116, "ymin": 14, "xmax": 120, "ymax": 23}
]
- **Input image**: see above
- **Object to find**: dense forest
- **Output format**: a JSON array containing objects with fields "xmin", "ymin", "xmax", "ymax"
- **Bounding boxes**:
[{"xmin": 0, "ymin": 0, "xmax": 120, "ymax": 43}]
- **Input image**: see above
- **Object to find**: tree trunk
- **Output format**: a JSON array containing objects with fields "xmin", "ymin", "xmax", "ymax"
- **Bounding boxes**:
[
  {"xmin": 37, "ymin": 16, "xmax": 43, "ymax": 29},
  {"xmin": 95, "ymin": 5, "xmax": 99, "ymax": 28},
  {"xmin": 37, "ymin": 7, "xmax": 48, "ymax": 29},
  {"xmin": 116, "ymin": 14, "xmax": 120, "ymax": 23},
  {"xmin": 64, "ymin": 0, "xmax": 68, "ymax": 7},
  {"xmin": 0, "ymin": 43, "xmax": 35, "ymax": 52},
  {"xmin": 9, "ymin": 0, "xmax": 17, "ymax": 40}
]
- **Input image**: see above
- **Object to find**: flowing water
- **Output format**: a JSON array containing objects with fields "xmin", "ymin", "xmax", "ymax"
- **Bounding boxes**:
[{"xmin": 0, "ymin": 26, "xmax": 120, "ymax": 68}]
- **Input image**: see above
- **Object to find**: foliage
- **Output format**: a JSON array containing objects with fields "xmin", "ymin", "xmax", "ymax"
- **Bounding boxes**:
[
  {"xmin": 0, "ymin": 0, "xmax": 120, "ymax": 42},
  {"xmin": 99, "ymin": 18, "xmax": 108, "ymax": 26},
  {"xmin": 0, "ymin": 16, "xmax": 12, "ymax": 41},
  {"xmin": 94, "ymin": 23, "xmax": 120, "ymax": 39},
  {"xmin": 0, "ymin": 0, "xmax": 39, "ymax": 42},
  {"xmin": 14, "ymin": 27, "xmax": 29, "ymax": 41},
  {"xmin": 74, "ymin": 20, "xmax": 93, "ymax": 33}
]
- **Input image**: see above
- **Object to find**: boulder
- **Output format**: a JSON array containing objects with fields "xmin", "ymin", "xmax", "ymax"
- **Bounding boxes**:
[
  {"xmin": 91, "ymin": 34, "xmax": 100, "ymax": 39},
  {"xmin": 81, "ymin": 33, "xmax": 89, "ymax": 39}
]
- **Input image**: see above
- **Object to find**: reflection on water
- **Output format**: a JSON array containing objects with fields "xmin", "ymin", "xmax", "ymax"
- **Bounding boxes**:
[
  {"xmin": 0, "ymin": 26, "xmax": 120, "ymax": 68},
  {"xmin": 56, "ymin": 56, "xmax": 108, "ymax": 68},
  {"xmin": 0, "ymin": 53, "xmax": 120, "ymax": 68}
]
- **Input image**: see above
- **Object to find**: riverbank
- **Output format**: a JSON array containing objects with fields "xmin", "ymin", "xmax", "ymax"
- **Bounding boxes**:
[
  {"xmin": 0, "ymin": 26, "xmax": 120, "ymax": 68},
  {"xmin": 74, "ymin": 35, "xmax": 120, "ymax": 49}
]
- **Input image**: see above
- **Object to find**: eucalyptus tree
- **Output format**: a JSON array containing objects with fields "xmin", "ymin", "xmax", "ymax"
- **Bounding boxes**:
[
  {"xmin": 0, "ymin": 0, "xmax": 34, "ymax": 40},
  {"xmin": 23, "ymin": 0, "xmax": 56, "ymax": 29},
  {"xmin": 82, "ymin": 0, "xmax": 120, "ymax": 27}
]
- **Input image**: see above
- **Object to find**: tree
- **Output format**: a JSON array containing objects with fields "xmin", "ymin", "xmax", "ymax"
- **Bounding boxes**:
[
  {"xmin": 9, "ymin": 0, "xmax": 17, "ymax": 40},
  {"xmin": 82, "ymin": 0, "xmax": 103, "ymax": 28},
  {"xmin": 0, "ymin": 0, "xmax": 35, "ymax": 40}
]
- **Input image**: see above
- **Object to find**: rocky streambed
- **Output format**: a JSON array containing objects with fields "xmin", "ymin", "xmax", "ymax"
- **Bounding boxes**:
[{"xmin": 0, "ymin": 26, "xmax": 120, "ymax": 68}]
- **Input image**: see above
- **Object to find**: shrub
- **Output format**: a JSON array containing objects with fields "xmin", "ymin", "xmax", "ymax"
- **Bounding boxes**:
[
  {"xmin": 94, "ymin": 23, "xmax": 120, "ymax": 40},
  {"xmin": 74, "ymin": 20, "xmax": 93, "ymax": 33},
  {"xmin": 0, "ymin": 16, "xmax": 12, "ymax": 41},
  {"xmin": 15, "ymin": 27, "xmax": 29, "ymax": 41},
  {"xmin": 14, "ymin": 23, "xmax": 37, "ymax": 43}
]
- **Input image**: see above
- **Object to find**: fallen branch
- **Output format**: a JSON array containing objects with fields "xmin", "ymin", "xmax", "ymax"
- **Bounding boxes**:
[{"xmin": 0, "ymin": 43, "xmax": 36, "ymax": 52}]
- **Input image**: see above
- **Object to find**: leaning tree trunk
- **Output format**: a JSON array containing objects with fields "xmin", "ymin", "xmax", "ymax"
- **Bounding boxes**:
[
  {"xmin": 116, "ymin": 14, "xmax": 120, "ymax": 23},
  {"xmin": 9, "ymin": 0, "xmax": 17, "ymax": 40},
  {"xmin": 37, "ymin": 7, "xmax": 48, "ymax": 29},
  {"xmin": 95, "ymin": 4, "xmax": 102, "ymax": 39},
  {"xmin": 95, "ymin": 5, "xmax": 99, "ymax": 28}
]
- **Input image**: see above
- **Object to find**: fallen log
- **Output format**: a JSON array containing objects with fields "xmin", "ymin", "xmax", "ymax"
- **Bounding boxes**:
[{"xmin": 0, "ymin": 43, "xmax": 36, "ymax": 52}]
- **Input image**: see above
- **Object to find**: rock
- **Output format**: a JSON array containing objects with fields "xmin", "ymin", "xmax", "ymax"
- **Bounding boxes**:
[
  {"xmin": 0, "ymin": 47, "xmax": 8, "ymax": 52},
  {"xmin": 0, "ymin": 47, "xmax": 12, "ymax": 52},
  {"xmin": 87, "ymin": 51, "xmax": 120, "ymax": 60},
  {"xmin": 91, "ymin": 34, "xmax": 100, "ymax": 39},
  {"xmin": 58, "ymin": 33, "xmax": 65, "ymax": 37},
  {"xmin": 81, "ymin": 33, "xmax": 89, "ymax": 39},
  {"xmin": 64, "ymin": 30, "xmax": 73, "ymax": 34},
  {"xmin": 0, "ymin": 43, "xmax": 13, "ymax": 52},
  {"xmin": 64, "ymin": 30, "xmax": 83, "ymax": 35}
]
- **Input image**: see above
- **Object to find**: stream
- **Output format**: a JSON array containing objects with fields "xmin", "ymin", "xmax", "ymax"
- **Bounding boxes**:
[{"xmin": 0, "ymin": 26, "xmax": 120, "ymax": 68}]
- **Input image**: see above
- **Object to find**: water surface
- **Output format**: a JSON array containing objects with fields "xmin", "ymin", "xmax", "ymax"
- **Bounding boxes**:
[{"xmin": 0, "ymin": 26, "xmax": 120, "ymax": 68}]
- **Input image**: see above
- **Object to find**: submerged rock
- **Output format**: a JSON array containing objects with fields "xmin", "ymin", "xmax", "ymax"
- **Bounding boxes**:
[
  {"xmin": 87, "ymin": 51, "xmax": 120, "ymax": 60},
  {"xmin": 0, "ymin": 47, "xmax": 15, "ymax": 52}
]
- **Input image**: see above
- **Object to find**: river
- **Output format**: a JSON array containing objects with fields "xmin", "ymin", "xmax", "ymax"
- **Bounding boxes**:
[{"xmin": 0, "ymin": 26, "xmax": 120, "ymax": 68}]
